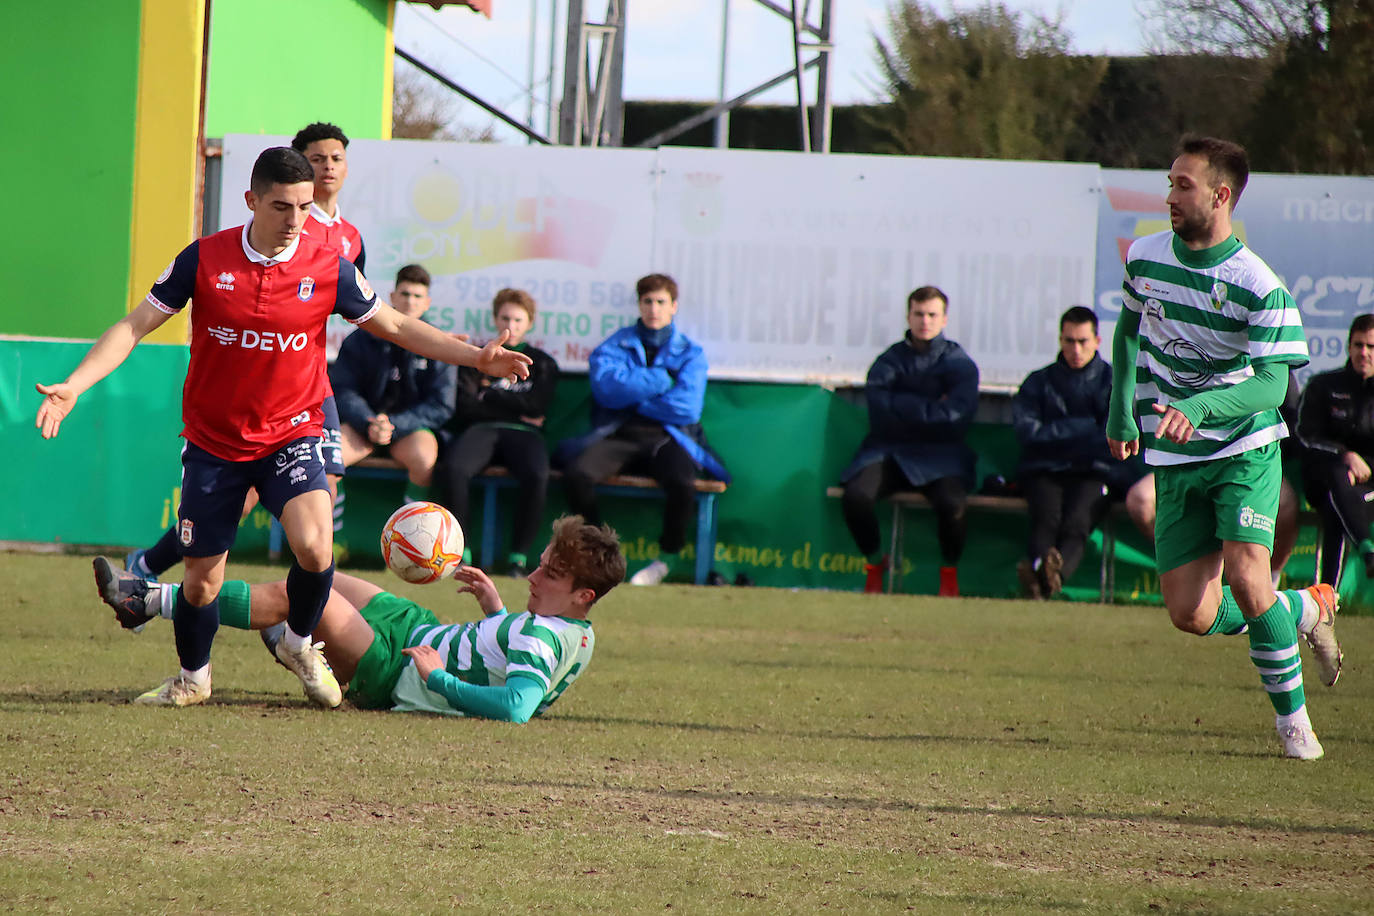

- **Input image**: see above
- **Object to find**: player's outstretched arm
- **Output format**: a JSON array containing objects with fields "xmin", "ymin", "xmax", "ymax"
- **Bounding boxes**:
[
  {"xmin": 35, "ymin": 299, "xmax": 172, "ymax": 439},
  {"xmin": 361, "ymin": 304, "xmax": 531, "ymax": 381},
  {"xmin": 453, "ymin": 564, "xmax": 506, "ymax": 617}
]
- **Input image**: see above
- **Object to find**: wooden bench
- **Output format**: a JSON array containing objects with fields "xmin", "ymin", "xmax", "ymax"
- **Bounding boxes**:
[
  {"xmin": 824, "ymin": 486, "xmax": 1119, "ymax": 601},
  {"xmin": 271, "ymin": 457, "xmax": 727, "ymax": 585}
]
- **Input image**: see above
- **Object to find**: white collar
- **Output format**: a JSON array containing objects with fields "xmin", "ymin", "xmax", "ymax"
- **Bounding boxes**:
[
  {"xmin": 309, "ymin": 201, "xmax": 343, "ymax": 226},
  {"xmin": 240, "ymin": 221, "xmax": 300, "ymax": 265}
]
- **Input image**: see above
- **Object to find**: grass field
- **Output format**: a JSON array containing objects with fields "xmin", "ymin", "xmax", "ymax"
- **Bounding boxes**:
[{"xmin": 1, "ymin": 551, "xmax": 1371, "ymax": 914}]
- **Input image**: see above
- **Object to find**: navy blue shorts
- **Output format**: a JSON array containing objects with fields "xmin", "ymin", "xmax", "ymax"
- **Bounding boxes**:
[
  {"xmin": 321, "ymin": 395, "xmax": 344, "ymax": 477},
  {"xmin": 177, "ymin": 437, "xmax": 329, "ymax": 557}
]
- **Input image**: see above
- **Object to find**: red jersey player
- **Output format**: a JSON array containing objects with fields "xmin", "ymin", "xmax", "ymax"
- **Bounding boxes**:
[
  {"xmin": 36, "ymin": 147, "xmax": 530, "ymax": 709},
  {"xmin": 293, "ymin": 122, "xmax": 365, "ymax": 273}
]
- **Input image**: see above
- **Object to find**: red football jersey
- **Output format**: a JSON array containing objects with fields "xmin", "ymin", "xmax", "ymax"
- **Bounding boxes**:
[
  {"xmin": 148, "ymin": 224, "xmax": 379, "ymax": 461},
  {"xmin": 303, "ymin": 203, "xmax": 366, "ymax": 272}
]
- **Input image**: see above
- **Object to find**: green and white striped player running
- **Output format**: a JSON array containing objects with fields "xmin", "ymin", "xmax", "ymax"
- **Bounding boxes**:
[
  {"xmin": 1107, "ymin": 135, "xmax": 1343, "ymax": 760},
  {"xmin": 96, "ymin": 515, "xmax": 625, "ymax": 722}
]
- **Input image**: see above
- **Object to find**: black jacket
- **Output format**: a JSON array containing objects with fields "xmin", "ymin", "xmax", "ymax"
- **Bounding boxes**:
[
  {"xmin": 1012, "ymin": 353, "xmax": 1114, "ymax": 479},
  {"xmin": 452, "ymin": 343, "xmax": 559, "ymax": 431},
  {"xmin": 1297, "ymin": 362, "xmax": 1374, "ymax": 460}
]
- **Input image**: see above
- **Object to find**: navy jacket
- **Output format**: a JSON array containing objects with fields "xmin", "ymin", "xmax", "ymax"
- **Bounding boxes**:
[
  {"xmin": 557, "ymin": 323, "xmax": 729, "ymax": 481},
  {"xmin": 1297, "ymin": 362, "xmax": 1374, "ymax": 461},
  {"xmin": 1012, "ymin": 353, "xmax": 1114, "ymax": 479},
  {"xmin": 329, "ymin": 327, "xmax": 457, "ymax": 440},
  {"xmin": 841, "ymin": 333, "xmax": 979, "ymax": 487}
]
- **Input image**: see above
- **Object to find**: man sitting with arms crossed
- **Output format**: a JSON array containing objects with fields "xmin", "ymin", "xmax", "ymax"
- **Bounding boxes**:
[{"xmin": 95, "ymin": 516, "xmax": 623, "ymax": 721}]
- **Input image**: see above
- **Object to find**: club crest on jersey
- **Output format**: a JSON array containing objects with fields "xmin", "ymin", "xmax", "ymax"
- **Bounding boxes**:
[
  {"xmin": 298, "ymin": 277, "xmax": 315, "ymax": 301},
  {"xmin": 1211, "ymin": 281, "xmax": 1228, "ymax": 309},
  {"xmin": 341, "ymin": 236, "xmax": 352, "ymax": 255},
  {"xmin": 155, "ymin": 259, "xmax": 176, "ymax": 285},
  {"xmin": 179, "ymin": 518, "xmax": 195, "ymax": 547},
  {"xmin": 216, "ymin": 272, "xmax": 235, "ymax": 291}
]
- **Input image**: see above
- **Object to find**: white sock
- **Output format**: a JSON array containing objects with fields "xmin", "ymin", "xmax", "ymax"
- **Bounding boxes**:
[
  {"xmin": 159, "ymin": 585, "xmax": 177, "ymax": 619},
  {"xmin": 1276, "ymin": 705, "xmax": 1312, "ymax": 731},
  {"xmin": 180, "ymin": 664, "xmax": 210, "ymax": 685},
  {"xmin": 1295, "ymin": 589, "xmax": 1319, "ymax": 635},
  {"xmin": 131, "ymin": 554, "xmax": 153, "ymax": 577},
  {"xmin": 282, "ymin": 626, "xmax": 311, "ymax": 653}
]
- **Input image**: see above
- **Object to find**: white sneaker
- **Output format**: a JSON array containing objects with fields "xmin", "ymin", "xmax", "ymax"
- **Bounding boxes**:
[
  {"xmin": 629, "ymin": 559, "xmax": 670, "ymax": 586},
  {"xmin": 274, "ymin": 640, "xmax": 343, "ymax": 709},
  {"xmin": 1278, "ymin": 720, "xmax": 1324, "ymax": 760},
  {"xmin": 135, "ymin": 671, "xmax": 211, "ymax": 707}
]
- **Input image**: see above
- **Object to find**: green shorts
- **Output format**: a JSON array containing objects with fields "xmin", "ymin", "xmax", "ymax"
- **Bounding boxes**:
[
  {"xmin": 1153, "ymin": 442, "xmax": 1282, "ymax": 574},
  {"xmin": 346, "ymin": 592, "xmax": 440, "ymax": 709}
]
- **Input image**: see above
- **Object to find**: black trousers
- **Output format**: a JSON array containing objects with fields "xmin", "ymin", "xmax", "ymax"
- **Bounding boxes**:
[
  {"xmin": 436, "ymin": 426, "xmax": 549, "ymax": 559},
  {"xmin": 564, "ymin": 426, "xmax": 698, "ymax": 554},
  {"xmin": 1021, "ymin": 471, "xmax": 1110, "ymax": 580},
  {"xmin": 1304, "ymin": 457, "xmax": 1374, "ymax": 584},
  {"xmin": 841, "ymin": 457, "xmax": 967, "ymax": 564}
]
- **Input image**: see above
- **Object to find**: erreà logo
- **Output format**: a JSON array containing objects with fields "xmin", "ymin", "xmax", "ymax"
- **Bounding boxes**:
[
  {"xmin": 298, "ymin": 277, "xmax": 315, "ymax": 301},
  {"xmin": 216, "ymin": 272, "xmax": 235, "ymax": 291}
]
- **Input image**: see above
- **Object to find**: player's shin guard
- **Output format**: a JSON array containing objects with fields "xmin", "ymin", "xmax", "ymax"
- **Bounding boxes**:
[
  {"xmin": 285, "ymin": 561, "xmax": 335, "ymax": 641},
  {"xmin": 173, "ymin": 590, "xmax": 220, "ymax": 672},
  {"xmin": 1204, "ymin": 587, "xmax": 1249, "ymax": 635},
  {"xmin": 1247, "ymin": 599, "xmax": 1306, "ymax": 716}
]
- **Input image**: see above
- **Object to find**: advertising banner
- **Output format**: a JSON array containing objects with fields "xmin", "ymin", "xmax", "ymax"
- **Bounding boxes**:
[
  {"xmin": 1095, "ymin": 168, "xmax": 1374, "ymax": 382},
  {"xmin": 222, "ymin": 137, "xmax": 1100, "ymax": 388}
]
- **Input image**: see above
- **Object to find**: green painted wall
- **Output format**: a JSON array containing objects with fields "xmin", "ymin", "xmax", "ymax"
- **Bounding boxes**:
[
  {"xmin": 204, "ymin": 0, "xmax": 390, "ymax": 139},
  {"xmin": 3, "ymin": 1, "xmax": 141, "ymax": 338}
]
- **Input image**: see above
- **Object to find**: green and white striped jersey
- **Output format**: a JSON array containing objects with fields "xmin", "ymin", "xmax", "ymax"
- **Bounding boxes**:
[
  {"xmin": 1122, "ymin": 230, "xmax": 1307, "ymax": 465},
  {"xmin": 390, "ymin": 611, "xmax": 595, "ymax": 718}
]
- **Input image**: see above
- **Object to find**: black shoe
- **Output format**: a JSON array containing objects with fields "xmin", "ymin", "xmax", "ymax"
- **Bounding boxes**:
[{"xmin": 93, "ymin": 556, "xmax": 156, "ymax": 630}]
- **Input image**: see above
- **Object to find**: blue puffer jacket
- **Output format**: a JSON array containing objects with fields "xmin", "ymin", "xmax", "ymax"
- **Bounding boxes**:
[
  {"xmin": 840, "ymin": 333, "xmax": 979, "ymax": 487},
  {"xmin": 557, "ymin": 323, "xmax": 729, "ymax": 481},
  {"xmin": 1012, "ymin": 352, "xmax": 1114, "ymax": 479},
  {"xmin": 329, "ymin": 326, "xmax": 457, "ymax": 440}
]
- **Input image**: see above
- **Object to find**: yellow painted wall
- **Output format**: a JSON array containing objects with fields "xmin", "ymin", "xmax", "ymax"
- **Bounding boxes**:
[{"xmin": 130, "ymin": 0, "xmax": 206, "ymax": 343}]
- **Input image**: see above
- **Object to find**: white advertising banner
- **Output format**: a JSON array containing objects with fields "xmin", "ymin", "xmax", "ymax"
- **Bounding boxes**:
[
  {"xmin": 651, "ymin": 148, "xmax": 1102, "ymax": 389},
  {"xmin": 220, "ymin": 137, "xmax": 1101, "ymax": 387}
]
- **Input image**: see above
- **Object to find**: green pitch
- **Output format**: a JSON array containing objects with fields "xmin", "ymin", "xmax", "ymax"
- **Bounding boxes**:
[{"xmin": 1, "ymin": 553, "xmax": 1371, "ymax": 913}]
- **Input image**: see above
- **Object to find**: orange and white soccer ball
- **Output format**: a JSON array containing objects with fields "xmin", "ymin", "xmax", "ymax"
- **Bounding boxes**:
[{"xmin": 379, "ymin": 501, "xmax": 465, "ymax": 584}]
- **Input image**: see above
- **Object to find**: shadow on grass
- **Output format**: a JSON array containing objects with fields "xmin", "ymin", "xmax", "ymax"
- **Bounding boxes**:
[
  {"xmin": 486, "ymin": 775, "xmax": 1374, "ymax": 839},
  {"xmin": 554, "ymin": 712, "xmax": 1051, "ymax": 745}
]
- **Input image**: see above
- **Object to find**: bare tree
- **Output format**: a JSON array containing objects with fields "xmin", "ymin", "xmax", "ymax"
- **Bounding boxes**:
[
  {"xmin": 392, "ymin": 62, "xmax": 496, "ymax": 142},
  {"xmin": 1142, "ymin": 0, "xmax": 1324, "ymax": 55}
]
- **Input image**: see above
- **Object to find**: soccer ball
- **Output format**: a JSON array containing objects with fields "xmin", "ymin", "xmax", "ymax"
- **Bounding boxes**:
[{"xmin": 379, "ymin": 501, "xmax": 465, "ymax": 584}]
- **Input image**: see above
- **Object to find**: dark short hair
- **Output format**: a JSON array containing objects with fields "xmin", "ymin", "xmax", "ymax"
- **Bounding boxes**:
[
  {"xmin": 1060, "ymin": 306, "xmax": 1098, "ymax": 334},
  {"xmin": 250, "ymin": 147, "xmax": 315, "ymax": 196},
  {"xmin": 1178, "ymin": 135, "xmax": 1250, "ymax": 208},
  {"xmin": 291, "ymin": 122, "xmax": 350, "ymax": 151},
  {"xmin": 1349, "ymin": 314, "xmax": 1374, "ymax": 343},
  {"xmin": 394, "ymin": 264, "xmax": 431, "ymax": 288},
  {"xmin": 636, "ymin": 273, "xmax": 678, "ymax": 302},
  {"xmin": 545, "ymin": 515, "xmax": 626, "ymax": 604},
  {"xmin": 907, "ymin": 286, "xmax": 948, "ymax": 312},
  {"xmin": 493, "ymin": 287, "xmax": 536, "ymax": 321}
]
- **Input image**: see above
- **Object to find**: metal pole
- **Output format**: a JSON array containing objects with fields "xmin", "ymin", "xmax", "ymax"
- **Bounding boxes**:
[
  {"xmin": 714, "ymin": 0, "xmax": 731, "ymax": 148},
  {"xmin": 546, "ymin": 0, "xmax": 560, "ymax": 139},
  {"xmin": 526, "ymin": 0, "xmax": 538, "ymax": 140},
  {"xmin": 559, "ymin": 0, "xmax": 586, "ymax": 144}
]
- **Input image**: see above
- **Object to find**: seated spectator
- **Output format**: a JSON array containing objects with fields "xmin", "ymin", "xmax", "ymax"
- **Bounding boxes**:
[
  {"xmin": 1128, "ymin": 368, "xmax": 1303, "ymax": 587},
  {"xmin": 435, "ymin": 288, "xmax": 559, "ymax": 577},
  {"xmin": 557, "ymin": 273, "xmax": 729, "ymax": 586},
  {"xmin": 1298, "ymin": 313, "xmax": 1374, "ymax": 584},
  {"xmin": 838, "ymin": 286, "xmax": 978, "ymax": 596},
  {"xmin": 1011, "ymin": 306, "xmax": 1113, "ymax": 599},
  {"xmin": 330, "ymin": 264, "xmax": 456, "ymax": 507}
]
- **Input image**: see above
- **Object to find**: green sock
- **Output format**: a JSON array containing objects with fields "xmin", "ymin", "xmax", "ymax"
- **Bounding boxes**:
[
  {"xmin": 404, "ymin": 482, "xmax": 430, "ymax": 503},
  {"xmin": 1204, "ymin": 586, "xmax": 1249, "ymax": 636},
  {"xmin": 215, "ymin": 580, "xmax": 253, "ymax": 630},
  {"xmin": 1273, "ymin": 589, "xmax": 1309, "ymax": 630},
  {"xmin": 1246, "ymin": 599, "xmax": 1306, "ymax": 716},
  {"xmin": 462, "ymin": 547, "xmax": 472, "ymax": 565}
]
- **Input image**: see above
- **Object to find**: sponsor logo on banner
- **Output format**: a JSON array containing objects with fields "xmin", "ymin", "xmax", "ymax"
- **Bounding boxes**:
[
  {"xmin": 215, "ymin": 272, "xmax": 235, "ymax": 291},
  {"xmin": 298, "ymin": 276, "xmax": 315, "ymax": 301}
]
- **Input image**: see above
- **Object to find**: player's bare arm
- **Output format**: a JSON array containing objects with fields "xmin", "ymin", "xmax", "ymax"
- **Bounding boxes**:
[
  {"xmin": 35, "ymin": 299, "xmax": 173, "ymax": 439},
  {"xmin": 453, "ymin": 564, "xmax": 505, "ymax": 616},
  {"xmin": 361, "ymin": 304, "xmax": 531, "ymax": 381}
]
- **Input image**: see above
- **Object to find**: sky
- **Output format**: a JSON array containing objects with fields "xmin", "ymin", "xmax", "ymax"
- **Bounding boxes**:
[{"xmin": 395, "ymin": 1, "xmax": 1152, "ymax": 142}]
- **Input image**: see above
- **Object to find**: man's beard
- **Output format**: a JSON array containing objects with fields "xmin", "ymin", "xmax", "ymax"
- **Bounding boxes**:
[{"xmin": 1172, "ymin": 209, "xmax": 1210, "ymax": 243}]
